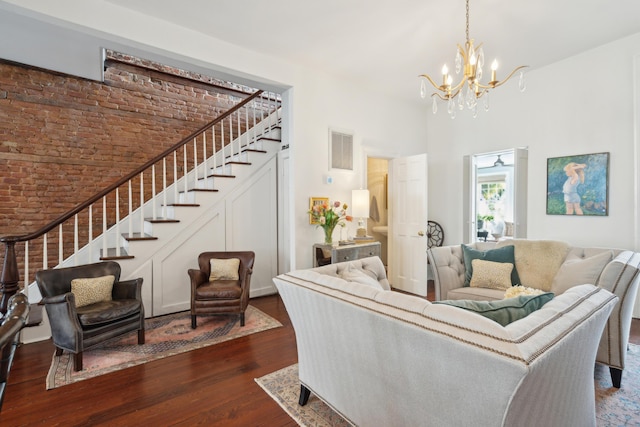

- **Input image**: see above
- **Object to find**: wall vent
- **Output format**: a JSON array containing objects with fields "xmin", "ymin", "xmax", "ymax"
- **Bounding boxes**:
[{"xmin": 329, "ymin": 129, "xmax": 353, "ymax": 171}]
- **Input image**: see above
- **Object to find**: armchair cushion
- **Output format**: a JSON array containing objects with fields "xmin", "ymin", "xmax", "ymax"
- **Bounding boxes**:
[
  {"xmin": 434, "ymin": 292, "xmax": 554, "ymax": 326},
  {"xmin": 209, "ymin": 258, "xmax": 240, "ymax": 281},
  {"xmin": 77, "ymin": 299, "xmax": 142, "ymax": 326},
  {"xmin": 71, "ymin": 275, "xmax": 115, "ymax": 308},
  {"xmin": 196, "ymin": 280, "xmax": 242, "ymax": 300}
]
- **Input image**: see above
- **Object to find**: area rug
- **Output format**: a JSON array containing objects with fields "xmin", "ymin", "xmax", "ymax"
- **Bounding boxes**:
[
  {"xmin": 47, "ymin": 305, "xmax": 282, "ymax": 389},
  {"xmin": 256, "ymin": 344, "xmax": 640, "ymax": 427}
]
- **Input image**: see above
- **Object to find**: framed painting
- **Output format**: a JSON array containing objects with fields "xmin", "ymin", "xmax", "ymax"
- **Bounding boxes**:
[
  {"xmin": 546, "ymin": 152, "xmax": 609, "ymax": 216},
  {"xmin": 309, "ymin": 197, "xmax": 329, "ymax": 224}
]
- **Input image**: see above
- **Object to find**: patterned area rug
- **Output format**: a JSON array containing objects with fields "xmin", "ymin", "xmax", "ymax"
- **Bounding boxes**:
[
  {"xmin": 47, "ymin": 305, "xmax": 282, "ymax": 389},
  {"xmin": 256, "ymin": 344, "xmax": 640, "ymax": 427}
]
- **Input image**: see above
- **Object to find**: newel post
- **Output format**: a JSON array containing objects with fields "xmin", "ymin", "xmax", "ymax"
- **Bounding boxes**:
[{"xmin": 0, "ymin": 240, "xmax": 19, "ymax": 315}]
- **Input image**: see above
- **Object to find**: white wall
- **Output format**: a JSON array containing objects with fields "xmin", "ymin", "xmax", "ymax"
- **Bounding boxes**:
[
  {"xmin": 426, "ymin": 33, "xmax": 640, "ymax": 251},
  {"xmin": 0, "ymin": 0, "xmax": 429, "ymax": 271}
]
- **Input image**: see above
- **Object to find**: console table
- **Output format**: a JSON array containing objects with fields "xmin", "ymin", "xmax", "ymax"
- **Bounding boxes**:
[{"xmin": 313, "ymin": 241, "xmax": 381, "ymax": 267}]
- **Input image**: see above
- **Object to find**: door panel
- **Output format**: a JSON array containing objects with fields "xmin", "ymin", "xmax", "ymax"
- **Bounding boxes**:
[{"xmin": 389, "ymin": 154, "xmax": 428, "ymax": 296}]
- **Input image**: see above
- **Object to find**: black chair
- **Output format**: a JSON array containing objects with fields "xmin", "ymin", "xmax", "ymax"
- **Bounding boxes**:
[{"xmin": 36, "ymin": 261, "xmax": 144, "ymax": 371}]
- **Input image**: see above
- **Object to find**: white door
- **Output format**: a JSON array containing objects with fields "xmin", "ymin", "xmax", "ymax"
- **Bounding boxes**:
[{"xmin": 389, "ymin": 153, "xmax": 429, "ymax": 296}]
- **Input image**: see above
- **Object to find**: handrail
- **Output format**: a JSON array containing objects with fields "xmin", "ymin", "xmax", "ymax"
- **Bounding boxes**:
[{"xmin": 0, "ymin": 90, "xmax": 263, "ymax": 244}]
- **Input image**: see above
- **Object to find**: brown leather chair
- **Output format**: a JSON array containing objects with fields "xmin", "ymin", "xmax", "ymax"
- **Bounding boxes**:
[
  {"xmin": 35, "ymin": 261, "xmax": 145, "ymax": 371},
  {"xmin": 187, "ymin": 251, "xmax": 255, "ymax": 329}
]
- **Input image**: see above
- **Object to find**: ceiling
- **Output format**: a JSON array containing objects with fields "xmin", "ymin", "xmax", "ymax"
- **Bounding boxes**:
[{"xmin": 105, "ymin": 0, "xmax": 640, "ymax": 103}]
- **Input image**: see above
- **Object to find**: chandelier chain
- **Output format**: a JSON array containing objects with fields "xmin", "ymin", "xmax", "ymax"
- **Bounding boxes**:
[{"xmin": 465, "ymin": 0, "xmax": 470, "ymax": 44}]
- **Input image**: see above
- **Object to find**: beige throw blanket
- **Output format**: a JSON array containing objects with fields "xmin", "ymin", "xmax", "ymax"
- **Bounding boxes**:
[{"xmin": 497, "ymin": 239, "xmax": 570, "ymax": 291}]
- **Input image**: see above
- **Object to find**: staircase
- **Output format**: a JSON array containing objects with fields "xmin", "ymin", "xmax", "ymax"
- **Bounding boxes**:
[{"xmin": 0, "ymin": 90, "xmax": 284, "ymax": 343}]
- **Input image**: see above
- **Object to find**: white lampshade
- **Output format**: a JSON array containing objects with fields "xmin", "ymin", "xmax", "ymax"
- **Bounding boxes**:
[{"xmin": 352, "ymin": 189, "xmax": 370, "ymax": 218}]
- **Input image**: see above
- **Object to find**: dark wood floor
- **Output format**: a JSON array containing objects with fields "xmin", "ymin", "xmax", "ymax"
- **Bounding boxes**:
[{"xmin": 4, "ymin": 288, "xmax": 640, "ymax": 426}]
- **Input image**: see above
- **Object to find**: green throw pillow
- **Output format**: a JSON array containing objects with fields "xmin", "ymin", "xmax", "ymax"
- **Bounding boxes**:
[
  {"xmin": 434, "ymin": 293, "xmax": 554, "ymax": 326},
  {"xmin": 462, "ymin": 244, "xmax": 521, "ymax": 287}
]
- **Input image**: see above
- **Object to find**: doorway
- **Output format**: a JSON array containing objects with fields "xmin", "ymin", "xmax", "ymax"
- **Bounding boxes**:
[{"xmin": 367, "ymin": 157, "xmax": 389, "ymax": 267}]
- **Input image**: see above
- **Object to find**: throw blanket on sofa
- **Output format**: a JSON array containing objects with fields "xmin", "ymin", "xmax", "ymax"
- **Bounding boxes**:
[{"xmin": 497, "ymin": 239, "xmax": 569, "ymax": 291}]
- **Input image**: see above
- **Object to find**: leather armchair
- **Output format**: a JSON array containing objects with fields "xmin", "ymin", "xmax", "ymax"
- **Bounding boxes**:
[
  {"xmin": 187, "ymin": 251, "xmax": 255, "ymax": 329},
  {"xmin": 35, "ymin": 261, "xmax": 144, "ymax": 371}
]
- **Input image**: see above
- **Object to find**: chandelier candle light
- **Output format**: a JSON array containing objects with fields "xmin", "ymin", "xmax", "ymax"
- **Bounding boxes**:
[{"xmin": 419, "ymin": 0, "xmax": 528, "ymax": 118}]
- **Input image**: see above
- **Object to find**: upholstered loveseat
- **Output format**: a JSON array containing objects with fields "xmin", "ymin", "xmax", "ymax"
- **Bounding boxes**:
[
  {"xmin": 427, "ymin": 239, "xmax": 640, "ymax": 388},
  {"xmin": 273, "ymin": 256, "xmax": 617, "ymax": 426}
]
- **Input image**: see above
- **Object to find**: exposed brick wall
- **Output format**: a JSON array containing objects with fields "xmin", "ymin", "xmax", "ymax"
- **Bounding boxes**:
[{"xmin": 0, "ymin": 56, "xmax": 259, "ymax": 280}]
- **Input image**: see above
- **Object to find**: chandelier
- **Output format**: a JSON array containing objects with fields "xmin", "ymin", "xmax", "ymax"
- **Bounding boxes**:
[{"xmin": 419, "ymin": 0, "xmax": 528, "ymax": 118}]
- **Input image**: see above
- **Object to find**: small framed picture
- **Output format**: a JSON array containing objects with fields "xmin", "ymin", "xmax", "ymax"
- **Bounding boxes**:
[
  {"xmin": 546, "ymin": 152, "xmax": 609, "ymax": 216},
  {"xmin": 309, "ymin": 197, "xmax": 329, "ymax": 224}
]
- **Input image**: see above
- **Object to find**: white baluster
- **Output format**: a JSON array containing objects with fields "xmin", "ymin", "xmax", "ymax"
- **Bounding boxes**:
[
  {"xmin": 115, "ymin": 188, "xmax": 121, "ymax": 257},
  {"xmin": 139, "ymin": 173, "xmax": 144, "ymax": 238},
  {"xmin": 236, "ymin": 110, "xmax": 241, "ymax": 159},
  {"xmin": 128, "ymin": 180, "xmax": 133, "ymax": 238},
  {"xmin": 224, "ymin": 114, "xmax": 233, "ymax": 162},
  {"xmin": 74, "ymin": 214, "xmax": 79, "ymax": 265},
  {"xmin": 252, "ymin": 102, "xmax": 257, "ymax": 148},
  {"xmin": 202, "ymin": 132, "xmax": 208, "ymax": 188},
  {"xmin": 58, "ymin": 224, "xmax": 63, "ymax": 265},
  {"xmin": 24, "ymin": 241, "xmax": 28, "ymax": 292},
  {"xmin": 103, "ymin": 196, "xmax": 107, "ymax": 258},
  {"xmin": 162, "ymin": 158, "xmax": 167, "ymax": 218},
  {"xmin": 245, "ymin": 106, "xmax": 249, "ymax": 152},
  {"xmin": 43, "ymin": 233, "xmax": 48, "ymax": 270},
  {"xmin": 89, "ymin": 205, "xmax": 93, "ymax": 261},
  {"xmin": 173, "ymin": 151, "xmax": 178, "ymax": 204},
  {"xmin": 183, "ymin": 145, "xmax": 188, "ymax": 199},
  {"xmin": 211, "ymin": 125, "xmax": 216, "ymax": 171},
  {"xmin": 193, "ymin": 137, "xmax": 198, "ymax": 189},
  {"xmin": 152, "ymin": 164, "xmax": 157, "ymax": 220},
  {"xmin": 220, "ymin": 119, "xmax": 225, "ymax": 172}
]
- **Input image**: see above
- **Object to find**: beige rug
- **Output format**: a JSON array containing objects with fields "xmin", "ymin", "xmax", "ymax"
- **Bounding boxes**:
[
  {"xmin": 257, "ymin": 344, "xmax": 640, "ymax": 427},
  {"xmin": 47, "ymin": 305, "xmax": 282, "ymax": 389}
]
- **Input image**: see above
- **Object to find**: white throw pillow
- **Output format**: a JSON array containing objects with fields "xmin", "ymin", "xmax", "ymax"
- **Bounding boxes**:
[
  {"xmin": 469, "ymin": 259, "xmax": 514, "ymax": 290},
  {"xmin": 550, "ymin": 251, "xmax": 613, "ymax": 295},
  {"xmin": 209, "ymin": 258, "xmax": 240, "ymax": 281}
]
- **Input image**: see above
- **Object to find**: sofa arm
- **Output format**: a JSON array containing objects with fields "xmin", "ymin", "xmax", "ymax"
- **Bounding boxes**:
[
  {"xmin": 41, "ymin": 293, "xmax": 83, "ymax": 353},
  {"xmin": 595, "ymin": 251, "xmax": 640, "ymax": 369},
  {"xmin": 428, "ymin": 246, "xmax": 466, "ymax": 300}
]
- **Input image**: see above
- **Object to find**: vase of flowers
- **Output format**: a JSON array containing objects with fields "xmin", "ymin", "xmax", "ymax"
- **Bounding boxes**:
[{"xmin": 308, "ymin": 200, "xmax": 352, "ymax": 245}]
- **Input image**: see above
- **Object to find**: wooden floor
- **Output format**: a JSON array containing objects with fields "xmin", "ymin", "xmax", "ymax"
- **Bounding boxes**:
[{"xmin": 4, "ymin": 290, "xmax": 640, "ymax": 426}]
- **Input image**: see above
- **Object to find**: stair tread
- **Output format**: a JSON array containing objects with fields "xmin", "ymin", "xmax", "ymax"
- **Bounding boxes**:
[
  {"xmin": 168, "ymin": 203, "xmax": 200, "ymax": 207},
  {"xmin": 227, "ymin": 161, "xmax": 251, "ymax": 165},
  {"xmin": 258, "ymin": 137, "xmax": 281, "ymax": 142},
  {"xmin": 208, "ymin": 173, "xmax": 235, "ymax": 178},
  {"xmin": 243, "ymin": 148, "xmax": 267, "ymax": 154},
  {"xmin": 189, "ymin": 188, "xmax": 219, "ymax": 192},
  {"xmin": 122, "ymin": 232, "xmax": 158, "ymax": 241},
  {"xmin": 145, "ymin": 218, "xmax": 180, "ymax": 223},
  {"xmin": 100, "ymin": 247, "xmax": 135, "ymax": 260}
]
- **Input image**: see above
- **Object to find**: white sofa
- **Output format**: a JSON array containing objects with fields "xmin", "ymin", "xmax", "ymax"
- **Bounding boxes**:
[
  {"xmin": 273, "ymin": 256, "xmax": 617, "ymax": 426},
  {"xmin": 427, "ymin": 239, "xmax": 640, "ymax": 388}
]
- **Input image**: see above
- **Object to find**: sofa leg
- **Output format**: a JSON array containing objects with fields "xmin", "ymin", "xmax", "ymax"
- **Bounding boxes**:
[
  {"xmin": 73, "ymin": 352, "xmax": 83, "ymax": 372},
  {"xmin": 609, "ymin": 367, "xmax": 622, "ymax": 388},
  {"xmin": 240, "ymin": 312, "xmax": 245, "ymax": 327},
  {"xmin": 191, "ymin": 315, "xmax": 197, "ymax": 329},
  {"xmin": 55, "ymin": 347, "xmax": 63, "ymax": 357},
  {"xmin": 299, "ymin": 384, "xmax": 311, "ymax": 406},
  {"xmin": 138, "ymin": 329, "xmax": 145, "ymax": 345}
]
